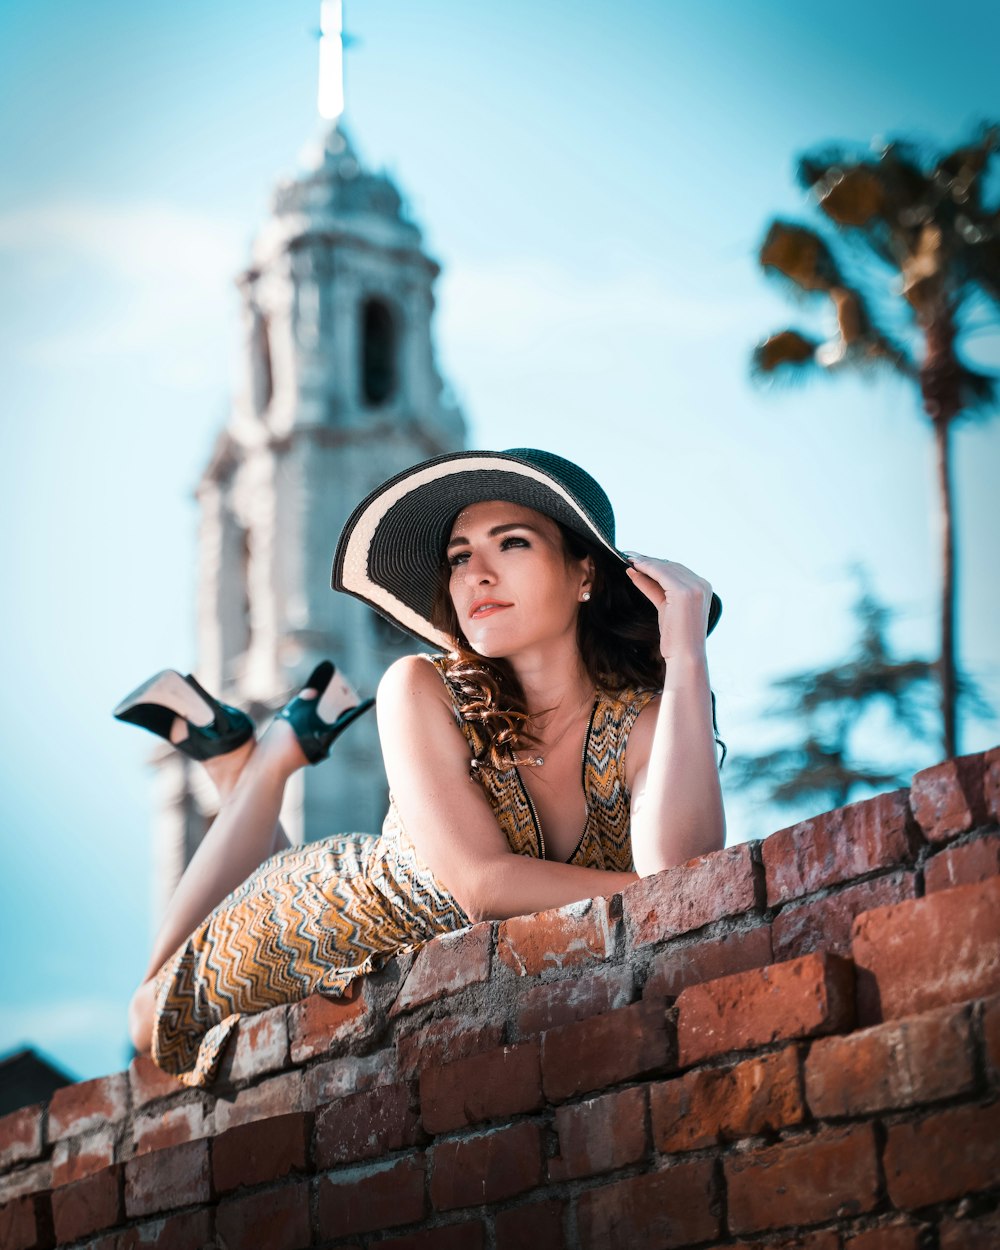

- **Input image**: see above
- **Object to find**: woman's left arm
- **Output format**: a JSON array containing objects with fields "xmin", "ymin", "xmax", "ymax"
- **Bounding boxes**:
[{"xmin": 624, "ymin": 555, "xmax": 726, "ymax": 875}]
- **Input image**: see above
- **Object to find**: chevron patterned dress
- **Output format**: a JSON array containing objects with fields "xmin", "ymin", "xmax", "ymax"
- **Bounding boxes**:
[{"xmin": 151, "ymin": 657, "xmax": 657, "ymax": 1086}]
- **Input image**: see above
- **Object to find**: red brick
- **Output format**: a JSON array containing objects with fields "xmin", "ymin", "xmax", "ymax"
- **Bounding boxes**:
[
  {"xmin": 390, "ymin": 923, "xmax": 493, "ymax": 1015},
  {"xmin": 983, "ymin": 993, "xmax": 1000, "ymax": 1080},
  {"xmin": 86, "ymin": 1208, "xmax": 213, "ymax": 1250},
  {"xmin": 845, "ymin": 1222, "xmax": 924, "ymax": 1250},
  {"xmin": 381, "ymin": 1224, "xmax": 486, "ymax": 1250},
  {"xmin": 549, "ymin": 1086, "xmax": 647, "ymax": 1180},
  {"xmin": 215, "ymin": 1181, "xmax": 310, "ymax": 1250},
  {"xmin": 985, "ymin": 745, "xmax": 1000, "ymax": 821},
  {"xmin": 576, "ymin": 1157, "xmax": 719, "ymax": 1249},
  {"xmin": 763, "ymin": 789, "xmax": 916, "ymax": 906},
  {"xmin": 753, "ymin": 1234, "xmax": 841, "ymax": 1250},
  {"xmin": 288, "ymin": 982, "xmax": 373, "ymax": 1064},
  {"xmin": 398, "ymin": 1018, "xmax": 505, "ymax": 1079},
  {"xmin": 51, "ymin": 1165, "xmax": 122, "ymax": 1243},
  {"xmin": 315, "ymin": 1082, "xmax": 420, "ymax": 1167},
  {"xmin": 643, "ymin": 924, "xmax": 772, "ymax": 1000},
  {"xmin": 306, "ymin": 1047, "xmax": 398, "ymax": 1103},
  {"xmin": 47, "ymin": 1072, "xmax": 128, "ymax": 1142},
  {"xmin": 851, "ymin": 876, "xmax": 1000, "ymax": 1024},
  {"xmin": 430, "ymin": 1122, "xmax": 542, "ymax": 1211},
  {"xmin": 0, "ymin": 1162, "xmax": 52, "ymax": 1206},
  {"xmin": 516, "ymin": 965, "xmax": 633, "ymax": 1035},
  {"xmin": 925, "ymin": 832, "xmax": 1000, "ymax": 893},
  {"xmin": 884, "ymin": 1100, "xmax": 1000, "ymax": 1208},
  {"xmin": 124, "ymin": 1139, "xmax": 210, "ymax": 1218},
  {"xmin": 212, "ymin": 1069, "xmax": 304, "ymax": 1132},
  {"xmin": 51, "ymin": 1127, "xmax": 115, "ymax": 1186},
  {"xmin": 495, "ymin": 1199, "xmax": 565, "ymax": 1250},
  {"xmin": 805, "ymin": 1001, "xmax": 975, "ymax": 1117},
  {"xmin": 420, "ymin": 1042, "xmax": 542, "ymax": 1133},
  {"xmin": 128, "ymin": 1054, "xmax": 185, "ymax": 1110},
  {"xmin": 651, "ymin": 1045, "xmax": 803, "ymax": 1152},
  {"xmin": 0, "ymin": 1105, "xmax": 44, "ymax": 1171},
  {"xmin": 939, "ymin": 1208, "xmax": 1000, "ymax": 1249},
  {"xmin": 222, "ymin": 1004, "xmax": 289, "ymax": 1082},
  {"xmin": 133, "ymin": 1100, "xmax": 209, "ymax": 1156},
  {"xmin": 497, "ymin": 896, "xmax": 619, "ymax": 976},
  {"xmin": 772, "ymin": 871, "xmax": 918, "ymax": 961},
  {"xmin": 622, "ymin": 842, "xmax": 760, "ymax": 949},
  {"xmin": 910, "ymin": 751, "xmax": 990, "ymax": 843},
  {"xmin": 677, "ymin": 951, "xmax": 855, "ymax": 1066},
  {"xmin": 316, "ymin": 1155, "xmax": 426, "ymax": 1238},
  {"xmin": 0, "ymin": 1192, "xmax": 53, "ymax": 1250},
  {"xmin": 541, "ymin": 1000, "xmax": 672, "ymax": 1101},
  {"xmin": 726, "ymin": 1122, "xmax": 879, "ymax": 1233},
  {"xmin": 212, "ymin": 1110, "xmax": 310, "ymax": 1192}
]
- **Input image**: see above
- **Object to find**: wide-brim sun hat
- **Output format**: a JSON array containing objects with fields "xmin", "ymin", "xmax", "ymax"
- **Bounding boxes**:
[{"xmin": 332, "ymin": 448, "xmax": 722, "ymax": 651}]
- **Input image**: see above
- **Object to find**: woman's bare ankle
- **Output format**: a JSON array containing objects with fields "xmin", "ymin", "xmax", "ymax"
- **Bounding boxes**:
[{"xmin": 203, "ymin": 737, "xmax": 257, "ymax": 799}]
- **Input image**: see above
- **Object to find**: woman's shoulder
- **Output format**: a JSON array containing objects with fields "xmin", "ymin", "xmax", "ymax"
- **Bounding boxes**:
[{"xmin": 377, "ymin": 652, "xmax": 452, "ymax": 705}]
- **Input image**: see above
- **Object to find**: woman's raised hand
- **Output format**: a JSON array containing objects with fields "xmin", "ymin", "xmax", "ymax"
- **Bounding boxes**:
[{"xmin": 623, "ymin": 554, "xmax": 713, "ymax": 663}]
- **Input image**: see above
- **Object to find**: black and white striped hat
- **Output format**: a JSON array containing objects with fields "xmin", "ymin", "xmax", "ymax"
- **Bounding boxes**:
[{"xmin": 331, "ymin": 448, "xmax": 722, "ymax": 649}]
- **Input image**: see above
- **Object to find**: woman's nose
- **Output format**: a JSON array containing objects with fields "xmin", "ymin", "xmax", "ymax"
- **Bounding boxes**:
[{"xmin": 463, "ymin": 552, "xmax": 497, "ymax": 584}]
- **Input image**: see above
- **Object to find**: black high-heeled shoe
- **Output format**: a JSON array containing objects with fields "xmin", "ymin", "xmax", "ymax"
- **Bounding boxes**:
[
  {"xmin": 113, "ymin": 670, "xmax": 255, "ymax": 762},
  {"xmin": 277, "ymin": 661, "xmax": 375, "ymax": 764}
]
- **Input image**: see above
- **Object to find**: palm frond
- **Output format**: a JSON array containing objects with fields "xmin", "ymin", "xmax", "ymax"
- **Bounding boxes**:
[
  {"xmin": 751, "ymin": 329, "xmax": 821, "ymax": 380},
  {"xmin": 758, "ymin": 220, "xmax": 843, "ymax": 294}
]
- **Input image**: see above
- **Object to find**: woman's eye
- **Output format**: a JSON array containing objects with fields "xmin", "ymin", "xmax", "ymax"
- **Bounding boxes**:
[
  {"xmin": 500, "ymin": 535, "xmax": 529, "ymax": 551},
  {"xmin": 448, "ymin": 552, "xmax": 470, "ymax": 568}
]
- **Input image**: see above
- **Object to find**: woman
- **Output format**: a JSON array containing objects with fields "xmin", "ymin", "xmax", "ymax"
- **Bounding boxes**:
[{"xmin": 117, "ymin": 448, "xmax": 725, "ymax": 1086}]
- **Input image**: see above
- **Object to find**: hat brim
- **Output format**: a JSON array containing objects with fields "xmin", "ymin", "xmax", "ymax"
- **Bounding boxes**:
[{"xmin": 332, "ymin": 450, "xmax": 722, "ymax": 649}]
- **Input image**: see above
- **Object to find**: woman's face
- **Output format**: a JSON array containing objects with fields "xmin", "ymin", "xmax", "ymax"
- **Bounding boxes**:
[{"xmin": 445, "ymin": 500, "xmax": 593, "ymax": 659}]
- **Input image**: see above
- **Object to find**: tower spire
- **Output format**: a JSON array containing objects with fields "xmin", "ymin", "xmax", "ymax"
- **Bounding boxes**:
[{"xmin": 317, "ymin": 1, "xmax": 350, "ymax": 121}]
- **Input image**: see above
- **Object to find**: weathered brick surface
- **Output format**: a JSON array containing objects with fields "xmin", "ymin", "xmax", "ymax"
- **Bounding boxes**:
[
  {"xmin": 0, "ymin": 1161, "xmax": 52, "ymax": 1206},
  {"xmin": 212, "ymin": 1069, "xmax": 304, "ymax": 1132},
  {"xmin": 212, "ymin": 1110, "xmax": 310, "ymax": 1192},
  {"xmin": 643, "ymin": 924, "xmax": 772, "ymax": 1000},
  {"xmin": 390, "ymin": 923, "xmax": 493, "ymax": 1015},
  {"xmin": 305, "ymin": 1047, "xmax": 397, "ymax": 1104},
  {"xmin": 763, "ymin": 789, "xmax": 916, "ymax": 906},
  {"xmin": 381, "ymin": 1223, "xmax": 486, "ymax": 1250},
  {"xmin": 651, "ymin": 1045, "xmax": 803, "ymax": 1151},
  {"xmin": 983, "ymin": 993, "xmax": 1000, "ymax": 1081},
  {"xmin": 495, "ymin": 1199, "xmax": 566, "ymax": 1250},
  {"xmin": 805, "ymin": 1002, "xmax": 975, "ymax": 1117},
  {"xmin": 622, "ymin": 842, "xmax": 760, "ymax": 949},
  {"xmin": 844, "ymin": 1223, "xmax": 924, "ymax": 1250},
  {"xmin": 215, "ymin": 1181, "xmax": 311, "ymax": 1250},
  {"xmin": 910, "ymin": 751, "xmax": 990, "ymax": 843},
  {"xmin": 124, "ymin": 1139, "xmax": 210, "ymax": 1219},
  {"xmin": 420, "ymin": 1042, "xmax": 542, "ymax": 1133},
  {"xmin": 939, "ymin": 1208, "xmax": 1000, "ymax": 1249},
  {"xmin": 87, "ymin": 1208, "xmax": 213, "ymax": 1250},
  {"xmin": 128, "ymin": 1054, "xmax": 185, "ymax": 1110},
  {"xmin": 497, "ymin": 896, "xmax": 619, "ymax": 976},
  {"xmin": 549, "ymin": 1085, "xmax": 647, "ymax": 1180},
  {"xmin": 288, "ymin": 983, "xmax": 372, "ymax": 1064},
  {"xmin": 852, "ymin": 876, "xmax": 1000, "ymax": 1024},
  {"xmin": 47, "ymin": 1073, "xmax": 128, "ymax": 1142},
  {"xmin": 50, "ymin": 1165, "xmax": 121, "ymax": 1243},
  {"xmin": 772, "ymin": 871, "xmax": 918, "ymax": 962},
  {"xmin": 985, "ymin": 746, "xmax": 1000, "ymax": 821},
  {"xmin": 0, "ymin": 1105, "xmax": 43, "ymax": 1172},
  {"xmin": 726, "ymin": 1122, "xmax": 879, "ymax": 1233},
  {"xmin": 677, "ymin": 951, "xmax": 855, "ymax": 1065},
  {"xmin": 516, "ymin": 965, "xmax": 633, "ymax": 1035},
  {"xmin": 541, "ymin": 1000, "xmax": 672, "ymax": 1101},
  {"xmin": 0, "ymin": 1191, "xmax": 53, "ymax": 1250},
  {"xmin": 223, "ymin": 1004, "xmax": 289, "ymax": 1082},
  {"xmin": 315, "ymin": 1082, "xmax": 419, "ymax": 1167},
  {"xmin": 576, "ymin": 1158, "xmax": 719, "ymax": 1250},
  {"xmin": 133, "ymin": 1100, "xmax": 209, "ymax": 1156},
  {"xmin": 883, "ymin": 1100, "xmax": 1000, "ymax": 1208},
  {"xmin": 397, "ymin": 1018, "xmax": 504, "ymax": 1078},
  {"xmin": 430, "ymin": 1122, "xmax": 542, "ymax": 1211},
  {"xmin": 51, "ymin": 1127, "xmax": 115, "ymax": 1187},
  {"xmin": 316, "ymin": 1155, "xmax": 426, "ymax": 1238},
  {"xmin": 925, "ymin": 832, "xmax": 1000, "ymax": 893}
]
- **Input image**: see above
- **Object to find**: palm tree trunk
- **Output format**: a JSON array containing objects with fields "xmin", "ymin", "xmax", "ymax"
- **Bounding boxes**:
[{"xmin": 934, "ymin": 419, "xmax": 957, "ymax": 758}]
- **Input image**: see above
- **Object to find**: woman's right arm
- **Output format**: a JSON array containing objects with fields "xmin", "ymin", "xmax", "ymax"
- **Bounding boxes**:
[{"xmin": 376, "ymin": 656, "xmax": 637, "ymax": 922}]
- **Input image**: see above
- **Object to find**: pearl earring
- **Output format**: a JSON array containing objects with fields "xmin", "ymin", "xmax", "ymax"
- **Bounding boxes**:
[{"xmin": 581, "ymin": 591, "xmax": 591, "ymax": 602}]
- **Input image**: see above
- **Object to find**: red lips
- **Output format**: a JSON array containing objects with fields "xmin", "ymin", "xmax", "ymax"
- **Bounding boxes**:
[{"xmin": 468, "ymin": 597, "xmax": 513, "ymax": 620}]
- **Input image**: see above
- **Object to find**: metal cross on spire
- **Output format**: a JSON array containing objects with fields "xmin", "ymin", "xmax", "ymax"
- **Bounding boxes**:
[{"xmin": 317, "ymin": 1, "xmax": 358, "ymax": 121}]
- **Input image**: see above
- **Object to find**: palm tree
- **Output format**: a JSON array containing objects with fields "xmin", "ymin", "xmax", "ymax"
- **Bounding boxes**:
[{"xmin": 753, "ymin": 123, "xmax": 1000, "ymax": 758}]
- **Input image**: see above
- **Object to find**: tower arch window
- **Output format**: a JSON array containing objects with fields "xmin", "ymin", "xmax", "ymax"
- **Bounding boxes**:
[{"xmin": 360, "ymin": 297, "xmax": 398, "ymax": 407}]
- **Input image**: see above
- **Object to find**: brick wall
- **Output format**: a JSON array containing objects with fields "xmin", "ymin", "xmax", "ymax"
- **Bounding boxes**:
[{"xmin": 2, "ymin": 746, "xmax": 998, "ymax": 1249}]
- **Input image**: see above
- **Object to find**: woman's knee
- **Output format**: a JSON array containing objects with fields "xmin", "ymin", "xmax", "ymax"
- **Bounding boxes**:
[{"xmin": 128, "ymin": 980, "xmax": 156, "ymax": 1054}]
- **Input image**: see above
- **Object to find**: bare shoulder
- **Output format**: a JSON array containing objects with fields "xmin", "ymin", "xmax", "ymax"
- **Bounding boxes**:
[
  {"xmin": 624, "ymin": 693, "xmax": 661, "ymax": 789},
  {"xmin": 377, "ymin": 654, "xmax": 468, "ymax": 772},
  {"xmin": 377, "ymin": 653, "xmax": 448, "ymax": 702}
]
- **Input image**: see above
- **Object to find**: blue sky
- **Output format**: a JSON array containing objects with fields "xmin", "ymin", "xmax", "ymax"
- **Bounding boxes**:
[{"xmin": 1, "ymin": 0, "xmax": 997, "ymax": 1081}]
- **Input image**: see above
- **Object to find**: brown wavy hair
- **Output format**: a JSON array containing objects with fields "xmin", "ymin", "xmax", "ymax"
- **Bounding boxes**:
[{"xmin": 429, "ymin": 520, "xmax": 726, "ymax": 772}]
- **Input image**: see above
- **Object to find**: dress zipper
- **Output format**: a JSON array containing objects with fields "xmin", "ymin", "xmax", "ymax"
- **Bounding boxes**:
[{"xmin": 514, "ymin": 698, "xmax": 599, "ymax": 863}]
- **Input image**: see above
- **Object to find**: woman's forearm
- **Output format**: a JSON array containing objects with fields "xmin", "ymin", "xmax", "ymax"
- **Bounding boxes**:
[
  {"xmin": 630, "ymin": 655, "xmax": 725, "ymax": 876},
  {"xmin": 467, "ymin": 854, "xmax": 637, "ymax": 923}
]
